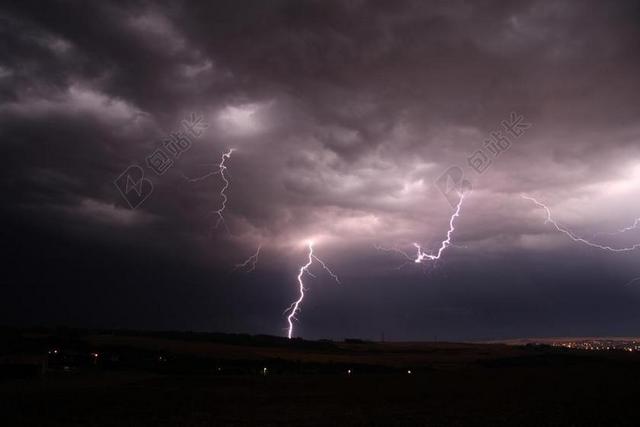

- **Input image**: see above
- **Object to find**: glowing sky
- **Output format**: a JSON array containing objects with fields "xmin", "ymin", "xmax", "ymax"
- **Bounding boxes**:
[{"xmin": 1, "ymin": 0, "xmax": 640, "ymax": 340}]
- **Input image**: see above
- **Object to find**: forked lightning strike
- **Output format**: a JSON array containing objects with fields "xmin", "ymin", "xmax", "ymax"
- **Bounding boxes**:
[
  {"xmin": 214, "ymin": 149, "xmax": 235, "ymax": 230},
  {"xmin": 181, "ymin": 148, "xmax": 235, "ymax": 232},
  {"xmin": 522, "ymin": 194, "xmax": 640, "ymax": 252},
  {"xmin": 285, "ymin": 241, "xmax": 340, "ymax": 339},
  {"xmin": 376, "ymin": 191, "xmax": 467, "ymax": 267},
  {"xmin": 414, "ymin": 192, "xmax": 465, "ymax": 263},
  {"xmin": 235, "ymin": 245, "xmax": 261, "ymax": 273}
]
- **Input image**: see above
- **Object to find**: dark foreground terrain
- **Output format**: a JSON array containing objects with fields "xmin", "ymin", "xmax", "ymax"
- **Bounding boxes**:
[{"xmin": 2, "ymin": 328, "xmax": 640, "ymax": 426}]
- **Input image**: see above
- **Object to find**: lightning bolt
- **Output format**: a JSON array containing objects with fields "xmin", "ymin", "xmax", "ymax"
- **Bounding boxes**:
[
  {"xmin": 521, "ymin": 194, "xmax": 640, "ymax": 252},
  {"xmin": 373, "ymin": 244, "xmax": 414, "ymax": 270},
  {"xmin": 311, "ymin": 254, "xmax": 342, "ymax": 285},
  {"xmin": 181, "ymin": 148, "xmax": 235, "ymax": 232},
  {"xmin": 593, "ymin": 217, "xmax": 640, "ymax": 238},
  {"xmin": 373, "ymin": 244, "xmax": 412, "ymax": 261},
  {"xmin": 181, "ymin": 166, "xmax": 220, "ymax": 183},
  {"xmin": 213, "ymin": 149, "xmax": 235, "ymax": 230},
  {"xmin": 374, "ymin": 192, "xmax": 467, "ymax": 268},
  {"xmin": 618, "ymin": 218, "xmax": 640, "ymax": 234},
  {"xmin": 413, "ymin": 192, "xmax": 466, "ymax": 263},
  {"xmin": 285, "ymin": 241, "xmax": 340, "ymax": 339},
  {"xmin": 234, "ymin": 245, "xmax": 261, "ymax": 273}
]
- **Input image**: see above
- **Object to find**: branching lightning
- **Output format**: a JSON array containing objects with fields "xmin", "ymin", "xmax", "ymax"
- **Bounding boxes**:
[
  {"xmin": 374, "ymin": 192, "xmax": 467, "ymax": 268},
  {"xmin": 521, "ymin": 194, "xmax": 640, "ymax": 252},
  {"xmin": 235, "ymin": 245, "xmax": 261, "ymax": 273},
  {"xmin": 617, "ymin": 218, "xmax": 640, "ymax": 234},
  {"xmin": 213, "ymin": 148, "xmax": 235, "ymax": 230},
  {"xmin": 373, "ymin": 244, "xmax": 414, "ymax": 270},
  {"xmin": 311, "ymin": 254, "xmax": 342, "ymax": 284},
  {"xmin": 285, "ymin": 241, "xmax": 340, "ymax": 339},
  {"xmin": 181, "ymin": 165, "xmax": 221, "ymax": 183},
  {"xmin": 181, "ymin": 148, "xmax": 236, "ymax": 232},
  {"xmin": 413, "ymin": 192, "xmax": 466, "ymax": 263},
  {"xmin": 593, "ymin": 217, "xmax": 640, "ymax": 238}
]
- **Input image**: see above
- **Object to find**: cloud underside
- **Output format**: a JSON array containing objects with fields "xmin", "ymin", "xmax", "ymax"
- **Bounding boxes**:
[{"xmin": 1, "ymin": 0, "xmax": 640, "ymax": 338}]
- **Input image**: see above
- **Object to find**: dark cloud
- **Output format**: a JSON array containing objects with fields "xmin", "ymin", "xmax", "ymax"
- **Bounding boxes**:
[{"xmin": 1, "ymin": 0, "xmax": 640, "ymax": 339}]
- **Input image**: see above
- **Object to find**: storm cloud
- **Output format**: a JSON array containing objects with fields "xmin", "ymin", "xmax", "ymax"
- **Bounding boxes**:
[{"xmin": 1, "ymin": 0, "xmax": 640, "ymax": 340}]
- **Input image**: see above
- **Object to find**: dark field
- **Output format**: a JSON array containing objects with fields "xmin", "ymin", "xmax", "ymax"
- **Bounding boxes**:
[{"xmin": 2, "ymin": 330, "xmax": 640, "ymax": 426}]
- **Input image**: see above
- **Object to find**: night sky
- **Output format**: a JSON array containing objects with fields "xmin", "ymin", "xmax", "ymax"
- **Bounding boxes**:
[{"xmin": 2, "ymin": 0, "xmax": 640, "ymax": 341}]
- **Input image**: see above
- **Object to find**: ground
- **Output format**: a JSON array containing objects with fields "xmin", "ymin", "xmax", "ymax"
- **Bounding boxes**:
[{"xmin": 2, "ymin": 330, "xmax": 639, "ymax": 426}]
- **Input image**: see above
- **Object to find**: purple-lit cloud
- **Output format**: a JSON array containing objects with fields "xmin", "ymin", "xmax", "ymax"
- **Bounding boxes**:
[{"xmin": 1, "ymin": 0, "xmax": 640, "ymax": 340}]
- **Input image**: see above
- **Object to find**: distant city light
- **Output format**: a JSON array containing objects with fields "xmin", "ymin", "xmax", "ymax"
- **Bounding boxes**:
[{"xmin": 549, "ymin": 339, "xmax": 640, "ymax": 352}]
